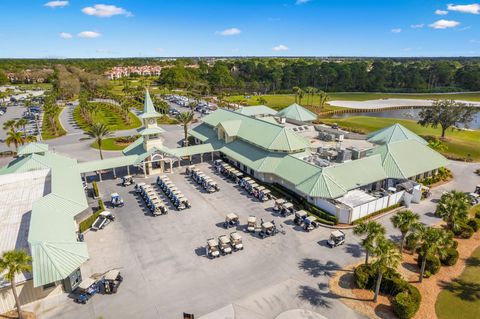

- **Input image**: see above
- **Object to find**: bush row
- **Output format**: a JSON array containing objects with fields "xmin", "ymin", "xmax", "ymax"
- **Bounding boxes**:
[
  {"xmin": 352, "ymin": 203, "xmax": 402, "ymax": 225},
  {"xmin": 92, "ymin": 181, "xmax": 99, "ymax": 198},
  {"xmin": 354, "ymin": 264, "xmax": 421, "ymax": 319},
  {"xmin": 79, "ymin": 199, "xmax": 104, "ymax": 233}
]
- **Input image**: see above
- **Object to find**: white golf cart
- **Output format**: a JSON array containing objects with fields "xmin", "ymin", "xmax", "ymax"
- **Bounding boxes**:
[{"xmin": 327, "ymin": 230, "xmax": 346, "ymax": 248}]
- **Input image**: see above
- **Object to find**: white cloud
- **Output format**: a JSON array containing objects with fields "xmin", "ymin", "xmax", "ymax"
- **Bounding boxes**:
[
  {"xmin": 447, "ymin": 3, "xmax": 480, "ymax": 14},
  {"xmin": 410, "ymin": 24, "xmax": 425, "ymax": 28},
  {"xmin": 215, "ymin": 28, "xmax": 241, "ymax": 36},
  {"xmin": 44, "ymin": 1, "xmax": 68, "ymax": 8},
  {"xmin": 78, "ymin": 31, "xmax": 101, "ymax": 38},
  {"xmin": 272, "ymin": 44, "xmax": 288, "ymax": 51},
  {"xmin": 391, "ymin": 28, "xmax": 402, "ymax": 33},
  {"xmin": 59, "ymin": 32, "xmax": 73, "ymax": 39},
  {"xmin": 435, "ymin": 9, "xmax": 449, "ymax": 15},
  {"xmin": 296, "ymin": 0, "xmax": 310, "ymax": 4},
  {"xmin": 82, "ymin": 4, "xmax": 132, "ymax": 17},
  {"xmin": 429, "ymin": 19, "xmax": 460, "ymax": 29}
]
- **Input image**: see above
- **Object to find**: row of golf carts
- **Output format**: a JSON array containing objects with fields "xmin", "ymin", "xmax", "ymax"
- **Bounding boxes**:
[
  {"xmin": 186, "ymin": 165, "xmax": 220, "ymax": 193},
  {"xmin": 225, "ymin": 213, "xmax": 279, "ymax": 239},
  {"xmin": 156, "ymin": 176, "xmax": 191, "ymax": 210},
  {"xmin": 239, "ymin": 177, "xmax": 272, "ymax": 202},
  {"xmin": 273, "ymin": 198, "xmax": 295, "ymax": 216},
  {"xmin": 73, "ymin": 270, "xmax": 123, "ymax": 304},
  {"xmin": 213, "ymin": 159, "xmax": 244, "ymax": 183},
  {"xmin": 206, "ymin": 232, "xmax": 244, "ymax": 258},
  {"xmin": 135, "ymin": 183, "xmax": 168, "ymax": 216}
]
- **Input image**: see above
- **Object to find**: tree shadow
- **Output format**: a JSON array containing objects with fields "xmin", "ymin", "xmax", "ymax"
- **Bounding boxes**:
[
  {"xmin": 389, "ymin": 234, "xmax": 402, "ymax": 243},
  {"xmin": 374, "ymin": 304, "xmax": 395, "ymax": 319},
  {"xmin": 466, "ymin": 256, "xmax": 480, "ymax": 268},
  {"xmin": 297, "ymin": 285, "xmax": 331, "ymax": 308},
  {"xmin": 401, "ymin": 262, "xmax": 419, "ymax": 274},
  {"xmin": 344, "ymin": 243, "xmax": 363, "ymax": 258},
  {"xmin": 298, "ymin": 258, "xmax": 343, "ymax": 278},
  {"xmin": 439, "ymin": 279, "xmax": 480, "ymax": 302}
]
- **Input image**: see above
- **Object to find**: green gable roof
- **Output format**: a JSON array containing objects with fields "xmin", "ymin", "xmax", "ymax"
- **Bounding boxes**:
[
  {"xmin": 17, "ymin": 142, "xmax": 49, "ymax": 156},
  {"xmin": 276, "ymin": 103, "xmax": 317, "ymax": 122},
  {"xmin": 236, "ymin": 105, "xmax": 277, "ymax": 117},
  {"xmin": 202, "ymin": 109, "xmax": 309, "ymax": 152},
  {"xmin": 367, "ymin": 123, "xmax": 427, "ymax": 145},
  {"xmin": 189, "ymin": 123, "xmax": 218, "ymax": 142},
  {"xmin": 138, "ymin": 90, "xmax": 161, "ymax": 119},
  {"xmin": 138, "ymin": 126, "xmax": 166, "ymax": 136},
  {"xmin": 368, "ymin": 139, "xmax": 448, "ymax": 179}
]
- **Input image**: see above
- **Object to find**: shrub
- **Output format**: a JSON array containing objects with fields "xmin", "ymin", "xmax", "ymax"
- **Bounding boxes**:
[
  {"xmin": 475, "ymin": 211, "xmax": 480, "ymax": 219},
  {"xmin": 417, "ymin": 253, "xmax": 441, "ymax": 276},
  {"xmin": 79, "ymin": 206, "xmax": 104, "ymax": 233},
  {"xmin": 467, "ymin": 218, "xmax": 479, "ymax": 232},
  {"xmin": 404, "ymin": 233, "xmax": 418, "ymax": 252},
  {"xmin": 92, "ymin": 181, "xmax": 99, "ymax": 198},
  {"xmin": 457, "ymin": 223, "xmax": 474, "ymax": 239},
  {"xmin": 392, "ymin": 285, "xmax": 421, "ymax": 319},
  {"xmin": 440, "ymin": 248, "xmax": 459, "ymax": 266},
  {"xmin": 98, "ymin": 199, "xmax": 105, "ymax": 211},
  {"xmin": 451, "ymin": 240, "xmax": 459, "ymax": 249},
  {"xmin": 354, "ymin": 264, "xmax": 373, "ymax": 289}
]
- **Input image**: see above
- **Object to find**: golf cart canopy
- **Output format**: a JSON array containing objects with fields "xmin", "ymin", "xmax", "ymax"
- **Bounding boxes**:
[
  {"xmin": 262, "ymin": 222, "xmax": 274, "ymax": 229},
  {"xmin": 226, "ymin": 213, "xmax": 238, "ymax": 220},
  {"xmin": 283, "ymin": 202, "xmax": 294, "ymax": 209},
  {"xmin": 275, "ymin": 198, "xmax": 287, "ymax": 205},
  {"xmin": 219, "ymin": 235, "xmax": 230, "ymax": 244},
  {"xmin": 331, "ymin": 230, "xmax": 345, "ymax": 238},
  {"xmin": 111, "ymin": 192, "xmax": 120, "ymax": 197},
  {"xmin": 105, "ymin": 269, "xmax": 120, "ymax": 281},
  {"xmin": 247, "ymin": 216, "xmax": 256, "ymax": 223},
  {"xmin": 78, "ymin": 278, "xmax": 96, "ymax": 290},
  {"xmin": 230, "ymin": 232, "xmax": 241, "ymax": 241},
  {"xmin": 100, "ymin": 211, "xmax": 112, "ymax": 218},
  {"xmin": 296, "ymin": 210, "xmax": 308, "ymax": 218},
  {"xmin": 123, "ymin": 175, "xmax": 132, "ymax": 180},
  {"xmin": 207, "ymin": 239, "xmax": 218, "ymax": 247},
  {"xmin": 305, "ymin": 216, "xmax": 317, "ymax": 223}
]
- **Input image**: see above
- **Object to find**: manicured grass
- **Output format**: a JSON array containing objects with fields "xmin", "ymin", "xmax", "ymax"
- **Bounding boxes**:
[
  {"xmin": 435, "ymin": 246, "xmax": 480, "ymax": 319},
  {"xmin": 16, "ymin": 83, "xmax": 53, "ymax": 91},
  {"xmin": 73, "ymin": 102, "xmax": 142, "ymax": 131},
  {"xmin": 225, "ymin": 94, "xmax": 344, "ymax": 111},
  {"xmin": 41, "ymin": 107, "xmax": 66, "ymax": 140},
  {"xmin": 91, "ymin": 138, "xmax": 128, "ymax": 151},
  {"xmin": 158, "ymin": 115, "xmax": 179, "ymax": 125},
  {"xmin": 321, "ymin": 116, "xmax": 480, "ymax": 161}
]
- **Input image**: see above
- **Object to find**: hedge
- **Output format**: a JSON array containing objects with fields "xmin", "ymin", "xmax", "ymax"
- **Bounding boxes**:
[
  {"xmin": 352, "ymin": 203, "xmax": 402, "ymax": 225},
  {"xmin": 466, "ymin": 218, "xmax": 479, "ymax": 232},
  {"xmin": 453, "ymin": 223, "xmax": 474, "ymax": 239},
  {"xmin": 79, "ymin": 199, "xmax": 104, "ymax": 233},
  {"xmin": 417, "ymin": 253, "xmax": 441, "ymax": 277},
  {"xmin": 440, "ymin": 248, "xmax": 459, "ymax": 266},
  {"xmin": 92, "ymin": 181, "xmax": 100, "ymax": 198},
  {"xmin": 354, "ymin": 264, "xmax": 420, "ymax": 319}
]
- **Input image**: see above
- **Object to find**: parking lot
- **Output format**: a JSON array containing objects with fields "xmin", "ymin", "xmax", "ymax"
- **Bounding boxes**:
[{"xmin": 35, "ymin": 162, "xmax": 365, "ymax": 319}]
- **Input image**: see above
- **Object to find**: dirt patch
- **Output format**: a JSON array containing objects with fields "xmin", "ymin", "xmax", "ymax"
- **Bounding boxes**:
[
  {"xmin": 0, "ymin": 310, "xmax": 36, "ymax": 319},
  {"xmin": 330, "ymin": 231, "xmax": 480, "ymax": 319}
]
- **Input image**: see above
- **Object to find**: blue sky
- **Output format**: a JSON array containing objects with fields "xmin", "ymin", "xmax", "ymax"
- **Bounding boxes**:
[{"xmin": 0, "ymin": 0, "xmax": 479, "ymax": 58}]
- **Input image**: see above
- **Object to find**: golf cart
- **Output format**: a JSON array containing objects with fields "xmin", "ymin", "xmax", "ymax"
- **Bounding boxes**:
[
  {"xmin": 468, "ymin": 192, "xmax": 479, "ymax": 205},
  {"xmin": 185, "ymin": 165, "xmax": 196, "ymax": 176},
  {"xmin": 421, "ymin": 185, "xmax": 431, "ymax": 199},
  {"xmin": 246, "ymin": 216, "xmax": 257, "ymax": 232},
  {"xmin": 230, "ymin": 232, "xmax": 243, "ymax": 251},
  {"xmin": 121, "ymin": 175, "xmax": 134, "ymax": 186},
  {"xmin": 258, "ymin": 189, "xmax": 271, "ymax": 202},
  {"xmin": 475, "ymin": 184, "xmax": 480, "ymax": 194},
  {"xmin": 134, "ymin": 182, "xmax": 146, "ymax": 193},
  {"xmin": 327, "ymin": 230, "xmax": 346, "ymax": 248},
  {"xmin": 206, "ymin": 238, "xmax": 220, "ymax": 258},
  {"xmin": 280, "ymin": 202, "xmax": 295, "ymax": 216},
  {"xmin": 91, "ymin": 211, "xmax": 115, "ymax": 231},
  {"xmin": 110, "ymin": 193, "xmax": 124, "ymax": 207},
  {"xmin": 73, "ymin": 278, "xmax": 99, "ymax": 304},
  {"xmin": 303, "ymin": 216, "xmax": 318, "ymax": 232},
  {"xmin": 218, "ymin": 235, "xmax": 233, "ymax": 255},
  {"xmin": 273, "ymin": 198, "xmax": 287, "ymax": 211},
  {"xmin": 224, "ymin": 213, "xmax": 240, "ymax": 229},
  {"xmin": 150, "ymin": 199, "xmax": 168, "ymax": 216},
  {"xmin": 259, "ymin": 221, "xmax": 277, "ymax": 238},
  {"xmin": 294, "ymin": 210, "xmax": 308, "ymax": 226},
  {"xmin": 102, "ymin": 269, "xmax": 123, "ymax": 294}
]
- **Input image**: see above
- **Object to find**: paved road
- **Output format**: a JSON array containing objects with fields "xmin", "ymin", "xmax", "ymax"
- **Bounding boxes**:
[{"xmin": 0, "ymin": 104, "xmax": 27, "ymax": 151}]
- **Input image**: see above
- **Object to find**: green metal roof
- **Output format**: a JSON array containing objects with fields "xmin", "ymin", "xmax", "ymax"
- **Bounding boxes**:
[
  {"xmin": 368, "ymin": 139, "xmax": 448, "ymax": 179},
  {"xmin": 276, "ymin": 103, "xmax": 317, "ymax": 122},
  {"xmin": 218, "ymin": 120, "xmax": 242, "ymax": 137},
  {"xmin": 122, "ymin": 137, "xmax": 145, "ymax": 156},
  {"xmin": 138, "ymin": 90, "xmax": 161, "ymax": 119},
  {"xmin": 189, "ymin": 123, "xmax": 218, "ymax": 142},
  {"xmin": 202, "ymin": 109, "xmax": 309, "ymax": 152},
  {"xmin": 17, "ymin": 143, "xmax": 49, "ymax": 156},
  {"xmin": 77, "ymin": 155, "xmax": 139, "ymax": 173},
  {"xmin": 367, "ymin": 123, "xmax": 427, "ymax": 145},
  {"xmin": 236, "ymin": 105, "xmax": 277, "ymax": 117},
  {"xmin": 296, "ymin": 171, "xmax": 347, "ymax": 199},
  {"xmin": 138, "ymin": 126, "xmax": 166, "ymax": 136},
  {"xmin": 273, "ymin": 155, "xmax": 320, "ymax": 185}
]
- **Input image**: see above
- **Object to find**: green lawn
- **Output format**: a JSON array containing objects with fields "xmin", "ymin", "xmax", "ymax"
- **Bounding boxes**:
[
  {"xmin": 73, "ymin": 102, "xmax": 141, "ymax": 131},
  {"xmin": 158, "ymin": 115, "xmax": 179, "ymax": 125},
  {"xmin": 90, "ymin": 137, "xmax": 132, "ymax": 151},
  {"xmin": 435, "ymin": 246, "xmax": 480, "ymax": 319},
  {"xmin": 226, "ymin": 92, "xmax": 480, "ymax": 110},
  {"xmin": 41, "ymin": 107, "xmax": 66, "ymax": 140},
  {"xmin": 16, "ymin": 83, "xmax": 53, "ymax": 91},
  {"xmin": 321, "ymin": 116, "xmax": 480, "ymax": 161}
]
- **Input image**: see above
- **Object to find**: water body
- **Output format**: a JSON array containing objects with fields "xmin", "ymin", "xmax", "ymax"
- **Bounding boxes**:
[{"xmin": 332, "ymin": 108, "xmax": 480, "ymax": 129}]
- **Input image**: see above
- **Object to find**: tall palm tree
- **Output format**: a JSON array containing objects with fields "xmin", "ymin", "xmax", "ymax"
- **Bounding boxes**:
[
  {"xmin": 3, "ymin": 119, "xmax": 17, "ymax": 132},
  {"xmin": 414, "ymin": 225, "xmax": 453, "ymax": 282},
  {"xmin": 391, "ymin": 210, "xmax": 420, "ymax": 252},
  {"xmin": 292, "ymin": 86, "xmax": 301, "ymax": 103},
  {"xmin": 353, "ymin": 221, "xmax": 386, "ymax": 265},
  {"xmin": 298, "ymin": 88, "xmax": 305, "ymax": 104},
  {"xmin": 5, "ymin": 130, "xmax": 25, "ymax": 151},
  {"xmin": 177, "ymin": 111, "xmax": 194, "ymax": 147},
  {"xmin": 318, "ymin": 91, "xmax": 329, "ymax": 110},
  {"xmin": 372, "ymin": 238, "xmax": 402, "ymax": 302},
  {"xmin": 435, "ymin": 190, "xmax": 470, "ymax": 232},
  {"xmin": 85, "ymin": 123, "xmax": 112, "ymax": 160},
  {"xmin": 0, "ymin": 250, "xmax": 32, "ymax": 319}
]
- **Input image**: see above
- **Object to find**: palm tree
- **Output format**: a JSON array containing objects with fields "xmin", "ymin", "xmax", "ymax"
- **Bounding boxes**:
[
  {"xmin": 391, "ymin": 210, "xmax": 420, "ymax": 252},
  {"xmin": 16, "ymin": 118, "xmax": 28, "ymax": 133},
  {"xmin": 353, "ymin": 221, "xmax": 386, "ymax": 265},
  {"xmin": 24, "ymin": 135, "xmax": 37, "ymax": 143},
  {"xmin": 318, "ymin": 91, "xmax": 329, "ymax": 110},
  {"xmin": 5, "ymin": 130, "xmax": 25, "ymax": 151},
  {"xmin": 372, "ymin": 238, "xmax": 402, "ymax": 302},
  {"xmin": 435, "ymin": 190, "xmax": 470, "ymax": 232},
  {"xmin": 414, "ymin": 225, "xmax": 453, "ymax": 282},
  {"xmin": 85, "ymin": 123, "xmax": 112, "ymax": 160},
  {"xmin": 292, "ymin": 86, "xmax": 301, "ymax": 103},
  {"xmin": 177, "ymin": 111, "xmax": 194, "ymax": 147},
  {"xmin": 298, "ymin": 88, "xmax": 305, "ymax": 104},
  {"xmin": 3, "ymin": 119, "xmax": 17, "ymax": 132},
  {"xmin": 0, "ymin": 250, "xmax": 32, "ymax": 319}
]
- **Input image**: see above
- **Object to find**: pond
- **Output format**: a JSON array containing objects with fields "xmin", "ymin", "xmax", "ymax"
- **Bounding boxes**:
[{"xmin": 332, "ymin": 108, "xmax": 480, "ymax": 129}]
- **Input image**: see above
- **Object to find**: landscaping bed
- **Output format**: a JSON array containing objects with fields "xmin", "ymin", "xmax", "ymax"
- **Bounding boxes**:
[
  {"xmin": 90, "ymin": 135, "xmax": 139, "ymax": 151},
  {"xmin": 73, "ymin": 102, "xmax": 141, "ymax": 131}
]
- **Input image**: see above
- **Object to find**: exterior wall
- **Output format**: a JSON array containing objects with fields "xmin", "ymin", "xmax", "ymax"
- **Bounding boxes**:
[
  {"xmin": 0, "ymin": 280, "xmax": 63, "ymax": 314},
  {"xmin": 349, "ymin": 190, "xmax": 405, "ymax": 223}
]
